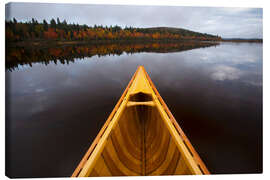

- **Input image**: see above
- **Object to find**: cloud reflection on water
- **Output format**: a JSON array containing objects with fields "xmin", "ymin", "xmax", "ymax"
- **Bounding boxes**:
[{"xmin": 210, "ymin": 65, "xmax": 243, "ymax": 81}]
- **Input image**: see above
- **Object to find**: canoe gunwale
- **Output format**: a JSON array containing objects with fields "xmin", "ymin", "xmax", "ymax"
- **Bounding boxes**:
[{"xmin": 71, "ymin": 66, "xmax": 210, "ymax": 177}]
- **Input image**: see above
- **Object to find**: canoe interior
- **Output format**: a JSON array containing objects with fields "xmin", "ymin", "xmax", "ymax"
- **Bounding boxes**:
[
  {"xmin": 91, "ymin": 101, "xmax": 192, "ymax": 176},
  {"xmin": 72, "ymin": 66, "xmax": 209, "ymax": 177}
]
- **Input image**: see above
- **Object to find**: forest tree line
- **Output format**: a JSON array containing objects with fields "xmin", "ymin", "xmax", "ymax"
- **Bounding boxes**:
[{"xmin": 6, "ymin": 18, "xmax": 222, "ymax": 42}]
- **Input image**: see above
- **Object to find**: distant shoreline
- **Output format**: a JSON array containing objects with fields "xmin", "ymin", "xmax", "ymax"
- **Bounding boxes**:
[
  {"xmin": 6, "ymin": 39, "xmax": 262, "ymax": 49},
  {"xmin": 221, "ymin": 39, "xmax": 262, "ymax": 43},
  {"xmin": 6, "ymin": 39, "xmax": 221, "ymax": 48}
]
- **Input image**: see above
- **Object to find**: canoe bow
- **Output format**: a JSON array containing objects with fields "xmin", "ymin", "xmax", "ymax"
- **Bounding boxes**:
[{"xmin": 71, "ymin": 66, "xmax": 210, "ymax": 177}]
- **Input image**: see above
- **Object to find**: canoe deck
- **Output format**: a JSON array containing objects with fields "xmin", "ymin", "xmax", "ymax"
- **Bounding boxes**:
[{"xmin": 72, "ymin": 66, "xmax": 210, "ymax": 177}]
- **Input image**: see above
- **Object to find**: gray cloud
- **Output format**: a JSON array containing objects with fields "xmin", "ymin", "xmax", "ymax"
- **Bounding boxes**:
[{"xmin": 5, "ymin": 2, "xmax": 262, "ymax": 38}]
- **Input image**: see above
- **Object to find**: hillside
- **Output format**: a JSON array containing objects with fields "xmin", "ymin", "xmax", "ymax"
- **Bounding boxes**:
[{"xmin": 137, "ymin": 27, "xmax": 219, "ymax": 39}]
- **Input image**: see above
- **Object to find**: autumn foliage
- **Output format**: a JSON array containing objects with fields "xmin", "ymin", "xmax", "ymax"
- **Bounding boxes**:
[
  {"xmin": 44, "ymin": 28, "xmax": 58, "ymax": 39},
  {"xmin": 6, "ymin": 18, "xmax": 222, "ymax": 43}
]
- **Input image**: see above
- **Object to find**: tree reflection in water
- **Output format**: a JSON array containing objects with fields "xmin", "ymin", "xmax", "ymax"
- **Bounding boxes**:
[{"xmin": 6, "ymin": 41, "xmax": 219, "ymax": 71}]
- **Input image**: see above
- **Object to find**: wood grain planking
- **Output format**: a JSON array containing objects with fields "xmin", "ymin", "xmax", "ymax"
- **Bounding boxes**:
[
  {"xmin": 112, "ymin": 123, "xmax": 142, "ymax": 161},
  {"xmin": 102, "ymin": 148, "xmax": 125, "ymax": 176},
  {"xmin": 148, "ymin": 137, "xmax": 176, "ymax": 175},
  {"xmin": 110, "ymin": 129, "xmax": 142, "ymax": 174},
  {"xmin": 146, "ymin": 136, "xmax": 171, "ymax": 174},
  {"xmin": 162, "ymin": 147, "xmax": 180, "ymax": 175},
  {"xmin": 102, "ymin": 137, "xmax": 139, "ymax": 176},
  {"xmin": 145, "ymin": 121, "xmax": 166, "ymax": 160},
  {"xmin": 174, "ymin": 154, "xmax": 191, "ymax": 175},
  {"xmin": 89, "ymin": 169, "xmax": 99, "ymax": 177},
  {"xmin": 114, "ymin": 123, "xmax": 142, "ymax": 160},
  {"xmin": 91, "ymin": 155, "xmax": 112, "ymax": 176},
  {"xmin": 119, "ymin": 109, "xmax": 142, "ymax": 149}
]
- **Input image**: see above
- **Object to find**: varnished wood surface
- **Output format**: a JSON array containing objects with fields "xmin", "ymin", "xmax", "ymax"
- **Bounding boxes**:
[
  {"xmin": 71, "ymin": 66, "xmax": 210, "ymax": 177},
  {"xmin": 88, "ymin": 105, "xmax": 192, "ymax": 176}
]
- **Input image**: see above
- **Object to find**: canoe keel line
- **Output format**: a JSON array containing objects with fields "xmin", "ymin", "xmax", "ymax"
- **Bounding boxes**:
[{"xmin": 72, "ymin": 66, "xmax": 210, "ymax": 177}]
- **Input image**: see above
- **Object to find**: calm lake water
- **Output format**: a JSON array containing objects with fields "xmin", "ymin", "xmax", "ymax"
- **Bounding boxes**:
[{"xmin": 6, "ymin": 42, "xmax": 262, "ymax": 177}]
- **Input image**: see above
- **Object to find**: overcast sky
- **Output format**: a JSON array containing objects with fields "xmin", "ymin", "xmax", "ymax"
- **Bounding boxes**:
[{"xmin": 5, "ymin": 2, "xmax": 263, "ymax": 38}]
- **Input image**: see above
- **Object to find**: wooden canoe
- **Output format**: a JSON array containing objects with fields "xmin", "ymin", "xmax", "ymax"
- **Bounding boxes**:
[{"xmin": 71, "ymin": 66, "xmax": 210, "ymax": 177}]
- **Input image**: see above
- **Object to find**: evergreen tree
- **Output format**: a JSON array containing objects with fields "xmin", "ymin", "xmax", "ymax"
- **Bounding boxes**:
[
  {"xmin": 13, "ymin": 18, "xmax": 17, "ymax": 24},
  {"xmin": 43, "ymin": 19, "xmax": 48, "ymax": 31},
  {"xmin": 50, "ymin": 18, "xmax": 56, "ymax": 29},
  {"xmin": 57, "ymin": 17, "xmax": 61, "ymax": 28}
]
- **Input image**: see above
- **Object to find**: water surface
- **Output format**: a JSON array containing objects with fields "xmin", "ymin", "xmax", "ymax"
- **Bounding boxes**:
[{"xmin": 6, "ymin": 42, "xmax": 262, "ymax": 177}]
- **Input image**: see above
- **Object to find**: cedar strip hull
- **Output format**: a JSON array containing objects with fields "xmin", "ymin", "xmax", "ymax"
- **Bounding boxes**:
[{"xmin": 72, "ymin": 66, "xmax": 210, "ymax": 177}]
